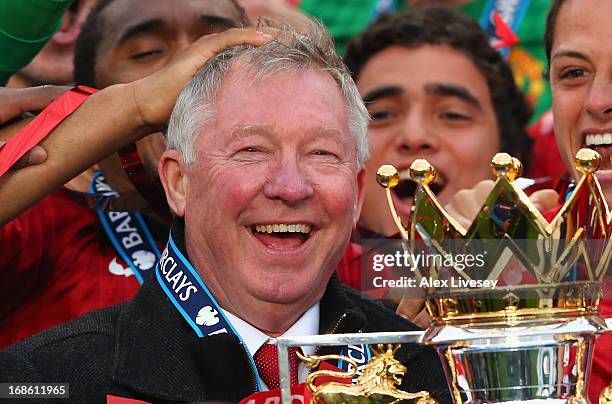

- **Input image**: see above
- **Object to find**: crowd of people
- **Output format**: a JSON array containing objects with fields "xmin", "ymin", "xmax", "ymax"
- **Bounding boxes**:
[{"xmin": 0, "ymin": 0, "xmax": 610, "ymax": 402}]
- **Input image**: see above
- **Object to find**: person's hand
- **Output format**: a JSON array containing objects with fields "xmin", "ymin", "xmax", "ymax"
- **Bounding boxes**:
[
  {"xmin": 237, "ymin": 0, "xmax": 310, "ymax": 30},
  {"xmin": 445, "ymin": 180, "xmax": 495, "ymax": 229},
  {"xmin": 396, "ymin": 297, "xmax": 430, "ymax": 328},
  {"xmin": 444, "ymin": 180, "xmax": 560, "ymax": 229},
  {"xmin": 0, "ymin": 85, "xmax": 70, "ymax": 125},
  {"xmin": 0, "ymin": 139, "xmax": 47, "ymax": 169},
  {"xmin": 0, "ymin": 86, "xmax": 70, "ymax": 170},
  {"xmin": 129, "ymin": 28, "xmax": 275, "ymax": 131},
  {"xmin": 0, "ymin": 86, "xmax": 70, "ymax": 169}
]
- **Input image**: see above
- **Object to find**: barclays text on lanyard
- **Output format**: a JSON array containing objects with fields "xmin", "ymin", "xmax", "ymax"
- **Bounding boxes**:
[
  {"xmin": 156, "ymin": 233, "xmax": 371, "ymax": 391},
  {"xmin": 479, "ymin": 0, "xmax": 531, "ymax": 59},
  {"xmin": 90, "ymin": 171, "xmax": 162, "ymax": 284}
]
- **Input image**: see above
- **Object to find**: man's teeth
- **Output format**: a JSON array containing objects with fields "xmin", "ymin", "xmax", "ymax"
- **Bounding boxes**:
[
  {"xmin": 254, "ymin": 224, "xmax": 312, "ymax": 234},
  {"xmin": 585, "ymin": 133, "xmax": 612, "ymax": 147}
]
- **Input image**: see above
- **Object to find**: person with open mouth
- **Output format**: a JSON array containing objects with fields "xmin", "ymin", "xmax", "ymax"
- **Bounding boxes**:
[
  {"xmin": 344, "ymin": 7, "xmax": 533, "ymax": 240},
  {"xmin": 545, "ymin": 0, "xmax": 612, "ymax": 400},
  {"xmin": 337, "ymin": 6, "xmax": 533, "ymax": 297}
]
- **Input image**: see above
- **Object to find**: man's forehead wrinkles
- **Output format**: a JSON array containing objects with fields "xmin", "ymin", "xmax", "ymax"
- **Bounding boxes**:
[
  {"xmin": 313, "ymin": 127, "xmax": 342, "ymax": 136},
  {"xmin": 231, "ymin": 125, "xmax": 274, "ymax": 138},
  {"xmin": 229, "ymin": 125, "xmax": 342, "ymax": 139}
]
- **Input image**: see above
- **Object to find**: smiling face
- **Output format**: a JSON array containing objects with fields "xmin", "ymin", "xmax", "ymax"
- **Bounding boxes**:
[
  {"xmin": 164, "ymin": 66, "xmax": 364, "ymax": 330},
  {"xmin": 549, "ymin": 0, "xmax": 612, "ymax": 203},
  {"xmin": 356, "ymin": 45, "xmax": 500, "ymax": 236}
]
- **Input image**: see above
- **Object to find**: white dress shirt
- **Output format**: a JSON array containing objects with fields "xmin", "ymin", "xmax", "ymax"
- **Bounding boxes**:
[{"xmin": 222, "ymin": 304, "xmax": 319, "ymax": 389}]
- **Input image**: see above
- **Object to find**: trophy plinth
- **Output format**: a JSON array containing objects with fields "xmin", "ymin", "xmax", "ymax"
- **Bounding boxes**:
[{"xmin": 376, "ymin": 150, "xmax": 611, "ymax": 403}]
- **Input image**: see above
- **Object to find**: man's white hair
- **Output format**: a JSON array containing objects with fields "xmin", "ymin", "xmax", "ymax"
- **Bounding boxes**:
[{"xmin": 165, "ymin": 21, "xmax": 370, "ymax": 168}]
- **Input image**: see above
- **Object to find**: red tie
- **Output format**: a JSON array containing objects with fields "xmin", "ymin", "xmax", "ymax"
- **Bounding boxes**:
[{"xmin": 254, "ymin": 343, "xmax": 302, "ymax": 389}]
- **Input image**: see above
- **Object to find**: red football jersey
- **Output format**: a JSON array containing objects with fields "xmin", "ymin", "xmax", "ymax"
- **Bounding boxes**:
[
  {"xmin": 0, "ymin": 188, "xmax": 141, "ymax": 348},
  {"xmin": 590, "ymin": 278, "xmax": 612, "ymax": 403}
]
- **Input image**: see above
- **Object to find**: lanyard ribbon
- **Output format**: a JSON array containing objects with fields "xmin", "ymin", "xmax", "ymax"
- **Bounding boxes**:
[
  {"xmin": 338, "ymin": 342, "xmax": 372, "ymax": 380},
  {"xmin": 90, "ymin": 171, "xmax": 161, "ymax": 284},
  {"xmin": 156, "ymin": 233, "xmax": 369, "ymax": 390}
]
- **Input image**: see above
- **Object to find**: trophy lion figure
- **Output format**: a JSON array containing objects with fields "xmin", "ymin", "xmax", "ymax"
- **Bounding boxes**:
[{"xmin": 301, "ymin": 344, "xmax": 437, "ymax": 404}]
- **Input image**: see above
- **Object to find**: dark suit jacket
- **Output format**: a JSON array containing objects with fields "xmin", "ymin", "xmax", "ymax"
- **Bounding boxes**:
[{"xmin": 1, "ymin": 256, "xmax": 451, "ymax": 403}]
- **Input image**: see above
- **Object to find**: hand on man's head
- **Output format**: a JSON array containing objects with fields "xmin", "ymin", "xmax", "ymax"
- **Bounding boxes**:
[{"xmin": 129, "ymin": 28, "xmax": 275, "ymax": 132}]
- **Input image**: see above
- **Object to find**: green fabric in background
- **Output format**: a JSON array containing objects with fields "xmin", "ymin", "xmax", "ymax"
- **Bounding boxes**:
[
  {"xmin": 460, "ymin": 0, "xmax": 552, "ymax": 122},
  {"xmin": 0, "ymin": 0, "xmax": 73, "ymax": 86},
  {"xmin": 298, "ymin": 0, "xmax": 404, "ymax": 55},
  {"xmin": 299, "ymin": 0, "xmax": 551, "ymax": 121}
]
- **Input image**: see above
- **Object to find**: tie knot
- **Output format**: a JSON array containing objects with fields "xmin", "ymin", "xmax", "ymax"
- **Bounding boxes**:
[{"xmin": 254, "ymin": 343, "xmax": 303, "ymax": 390}]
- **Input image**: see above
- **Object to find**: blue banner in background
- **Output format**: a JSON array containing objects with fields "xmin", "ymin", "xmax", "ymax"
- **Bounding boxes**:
[{"xmin": 479, "ymin": 0, "xmax": 531, "ymax": 59}]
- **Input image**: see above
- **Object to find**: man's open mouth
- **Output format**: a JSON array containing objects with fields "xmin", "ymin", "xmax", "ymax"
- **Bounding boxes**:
[
  {"xmin": 250, "ymin": 223, "xmax": 313, "ymax": 250},
  {"xmin": 392, "ymin": 168, "xmax": 446, "ymax": 201}
]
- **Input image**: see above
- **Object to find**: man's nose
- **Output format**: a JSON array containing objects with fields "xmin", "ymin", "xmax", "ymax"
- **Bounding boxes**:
[
  {"xmin": 263, "ymin": 158, "xmax": 315, "ymax": 205},
  {"xmin": 585, "ymin": 73, "xmax": 612, "ymax": 121},
  {"xmin": 395, "ymin": 112, "xmax": 438, "ymax": 155}
]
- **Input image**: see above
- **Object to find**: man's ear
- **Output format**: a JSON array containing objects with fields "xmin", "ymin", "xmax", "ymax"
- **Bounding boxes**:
[
  {"xmin": 353, "ymin": 168, "xmax": 366, "ymax": 227},
  {"xmin": 158, "ymin": 149, "xmax": 187, "ymax": 217}
]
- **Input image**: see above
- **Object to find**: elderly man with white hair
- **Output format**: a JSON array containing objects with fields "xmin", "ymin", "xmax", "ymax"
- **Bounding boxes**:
[{"xmin": 0, "ymin": 22, "xmax": 451, "ymax": 403}]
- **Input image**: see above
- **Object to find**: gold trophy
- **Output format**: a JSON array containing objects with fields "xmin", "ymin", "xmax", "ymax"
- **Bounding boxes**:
[
  {"xmin": 298, "ymin": 344, "xmax": 436, "ymax": 404},
  {"xmin": 276, "ymin": 149, "xmax": 609, "ymax": 403},
  {"xmin": 371, "ymin": 149, "xmax": 611, "ymax": 403}
]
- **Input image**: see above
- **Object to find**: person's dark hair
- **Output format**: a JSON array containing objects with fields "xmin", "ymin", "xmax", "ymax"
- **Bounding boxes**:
[
  {"xmin": 344, "ymin": 6, "xmax": 533, "ymax": 167},
  {"xmin": 73, "ymin": 0, "xmax": 248, "ymax": 88},
  {"xmin": 73, "ymin": 0, "xmax": 116, "ymax": 87},
  {"xmin": 544, "ymin": 0, "xmax": 566, "ymax": 65}
]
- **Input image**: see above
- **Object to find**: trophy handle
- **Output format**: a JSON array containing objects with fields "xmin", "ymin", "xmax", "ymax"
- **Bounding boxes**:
[{"xmin": 296, "ymin": 351, "xmax": 358, "ymax": 393}]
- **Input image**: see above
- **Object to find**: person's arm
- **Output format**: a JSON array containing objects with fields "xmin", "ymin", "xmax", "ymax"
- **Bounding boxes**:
[
  {"xmin": 0, "ymin": 0, "xmax": 73, "ymax": 85},
  {"xmin": 0, "ymin": 85, "xmax": 71, "ymax": 168},
  {"xmin": 0, "ymin": 28, "xmax": 273, "ymax": 225}
]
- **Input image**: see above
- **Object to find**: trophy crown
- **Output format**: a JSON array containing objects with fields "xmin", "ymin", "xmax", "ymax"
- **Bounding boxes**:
[
  {"xmin": 575, "ymin": 147, "xmax": 601, "ymax": 174},
  {"xmin": 490, "ymin": 152, "xmax": 523, "ymax": 181},
  {"xmin": 377, "ymin": 149, "xmax": 611, "ymax": 326},
  {"xmin": 376, "ymin": 165, "xmax": 400, "ymax": 189}
]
